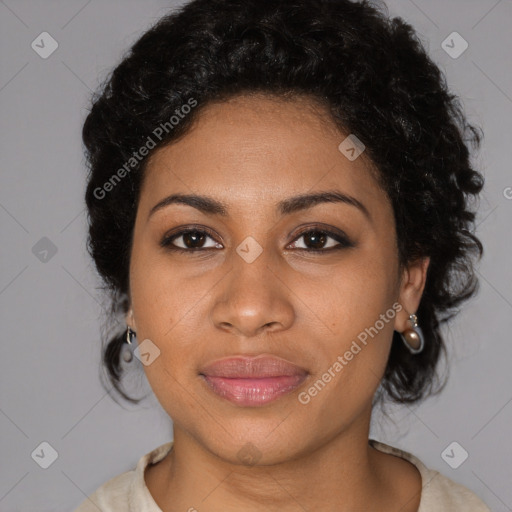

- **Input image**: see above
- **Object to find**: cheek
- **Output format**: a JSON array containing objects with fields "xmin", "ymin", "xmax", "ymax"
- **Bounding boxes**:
[
  {"xmin": 129, "ymin": 241, "xmax": 207, "ymax": 337},
  {"xmin": 129, "ymin": 258, "xmax": 202, "ymax": 417},
  {"xmin": 128, "ymin": 244, "xmax": 219, "ymax": 381},
  {"xmin": 310, "ymin": 257, "xmax": 397, "ymax": 394},
  {"xmin": 300, "ymin": 282, "xmax": 396, "ymax": 422},
  {"xmin": 320, "ymin": 253, "xmax": 397, "ymax": 335}
]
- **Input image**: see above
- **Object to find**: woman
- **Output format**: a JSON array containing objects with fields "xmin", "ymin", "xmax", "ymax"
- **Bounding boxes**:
[{"xmin": 75, "ymin": 0, "xmax": 490, "ymax": 510}]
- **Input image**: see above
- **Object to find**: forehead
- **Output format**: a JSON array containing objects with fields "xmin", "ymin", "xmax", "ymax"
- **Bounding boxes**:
[{"xmin": 140, "ymin": 94, "xmax": 389, "ymax": 217}]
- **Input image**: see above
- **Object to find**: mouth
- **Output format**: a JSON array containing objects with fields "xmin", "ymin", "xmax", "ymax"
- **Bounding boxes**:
[{"xmin": 199, "ymin": 355, "xmax": 309, "ymax": 407}]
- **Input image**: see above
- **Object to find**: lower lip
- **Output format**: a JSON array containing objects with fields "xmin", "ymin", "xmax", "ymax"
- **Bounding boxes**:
[{"xmin": 200, "ymin": 374, "xmax": 307, "ymax": 406}]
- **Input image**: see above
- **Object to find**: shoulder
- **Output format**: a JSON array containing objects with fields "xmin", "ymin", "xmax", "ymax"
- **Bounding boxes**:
[
  {"xmin": 369, "ymin": 439, "xmax": 491, "ymax": 512},
  {"xmin": 74, "ymin": 470, "xmax": 133, "ymax": 511},
  {"xmin": 73, "ymin": 442, "xmax": 174, "ymax": 512}
]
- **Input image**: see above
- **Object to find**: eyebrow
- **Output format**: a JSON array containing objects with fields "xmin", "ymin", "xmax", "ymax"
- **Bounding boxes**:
[{"xmin": 148, "ymin": 190, "xmax": 371, "ymax": 221}]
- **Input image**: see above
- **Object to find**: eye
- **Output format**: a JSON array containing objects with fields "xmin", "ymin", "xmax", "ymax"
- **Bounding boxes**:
[
  {"xmin": 287, "ymin": 228, "xmax": 354, "ymax": 252},
  {"xmin": 160, "ymin": 225, "xmax": 354, "ymax": 253},
  {"xmin": 160, "ymin": 227, "xmax": 223, "ymax": 251}
]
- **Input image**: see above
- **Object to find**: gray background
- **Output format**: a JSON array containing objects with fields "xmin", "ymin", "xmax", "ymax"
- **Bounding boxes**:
[{"xmin": 0, "ymin": 0, "xmax": 511, "ymax": 510}]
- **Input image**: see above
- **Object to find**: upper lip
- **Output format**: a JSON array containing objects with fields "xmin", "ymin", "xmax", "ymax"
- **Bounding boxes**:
[{"xmin": 200, "ymin": 355, "xmax": 308, "ymax": 378}]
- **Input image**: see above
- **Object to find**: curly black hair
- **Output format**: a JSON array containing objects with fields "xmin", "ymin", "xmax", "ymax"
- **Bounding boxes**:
[{"xmin": 82, "ymin": 0, "xmax": 484, "ymax": 405}]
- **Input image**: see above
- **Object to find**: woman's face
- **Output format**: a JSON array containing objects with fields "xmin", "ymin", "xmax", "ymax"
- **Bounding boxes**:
[{"xmin": 127, "ymin": 94, "xmax": 428, "ymax": 464}]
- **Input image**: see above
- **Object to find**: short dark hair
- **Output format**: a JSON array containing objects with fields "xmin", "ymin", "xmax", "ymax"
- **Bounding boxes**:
[{"xmin": 83, "ymin": 0, "xmax": 484, "ymax": 405}]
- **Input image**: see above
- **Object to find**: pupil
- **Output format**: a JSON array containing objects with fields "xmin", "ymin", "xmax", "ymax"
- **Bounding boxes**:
[
  {"xmin": 184, "ymin": 231, "xmax": 205, "ymax": 248},
  {"xmin": 306, "ymin": 231, "xmax": 325, "ymax": 249}
]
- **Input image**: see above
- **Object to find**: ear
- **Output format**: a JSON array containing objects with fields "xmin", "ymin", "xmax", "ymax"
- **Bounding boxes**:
[
  {"xmin": 394, "ymin": 256, "xmax": 430, "ymax": 333},
  {"xmin": 125, "ymin": 307, "xmax": 137, "ymax": 331}
]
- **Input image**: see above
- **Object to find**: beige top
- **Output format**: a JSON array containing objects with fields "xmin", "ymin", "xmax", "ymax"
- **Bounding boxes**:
[{"xmin": 74, "ymin": 440, "xmax": 491, "ymax": 511}]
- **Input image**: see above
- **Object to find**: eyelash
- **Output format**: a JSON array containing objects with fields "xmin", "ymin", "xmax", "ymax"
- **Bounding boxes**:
[{"xmin": 160, "ymin": 225, "xmax": 354, "ymax": 253}]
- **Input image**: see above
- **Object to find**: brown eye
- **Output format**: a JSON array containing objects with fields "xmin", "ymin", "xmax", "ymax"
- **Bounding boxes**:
[
  {"xmin": 302, "ymin": 231, "xmax": 327, "ymax": 250},
  {"xmin": 181, "ymin": 231, "xmax": 206, "ymax": 248},
  {"xmin": 161, "ymin": 228, "xmax": 223, "ymax": 251},
  {"xmin": 288, "ymin": 228, "xmax": 354, "ymax": 252}
]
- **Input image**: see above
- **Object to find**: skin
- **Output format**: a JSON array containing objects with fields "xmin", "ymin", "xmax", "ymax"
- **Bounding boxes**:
[{"xmin": 125, "ymin": 94, "xmax": 430, "ymax": 512}]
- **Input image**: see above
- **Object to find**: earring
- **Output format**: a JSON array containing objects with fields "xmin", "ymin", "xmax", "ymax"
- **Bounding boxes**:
[
  {"xmin": 400, "ymin": 314, "xmax": 425, "ymax": 354},
  {"xmin": 123, "ymin": 326, "xmax": 136, "ymax": 363},
  {"xmin": 126, "ymin": 326, "xmax": 135, "ymax": 345}
]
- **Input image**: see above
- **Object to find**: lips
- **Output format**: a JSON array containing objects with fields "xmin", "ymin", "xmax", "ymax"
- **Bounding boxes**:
[{"xmin": 199, "ymin": 355, "xmax": 308, "ymax": 406}]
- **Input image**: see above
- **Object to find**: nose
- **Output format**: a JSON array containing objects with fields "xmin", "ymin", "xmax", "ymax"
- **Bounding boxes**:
[{"xmin": 210, "ymin": 249, "xmax": 295, "ymax": 338}]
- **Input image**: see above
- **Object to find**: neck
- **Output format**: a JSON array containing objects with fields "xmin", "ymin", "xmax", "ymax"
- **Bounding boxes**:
[{"xmin": 145, "ymin": 408, "xmax": 411, "ymax": 512}]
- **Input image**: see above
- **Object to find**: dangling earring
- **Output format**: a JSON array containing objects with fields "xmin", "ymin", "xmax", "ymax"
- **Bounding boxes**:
[
  {"xmin": 400, "ymin": 313, "xmax": 425, "ymax": 354},
  {"xmin": 123, "ymin": 326, "xmax": 136, "ymax": 362}
]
